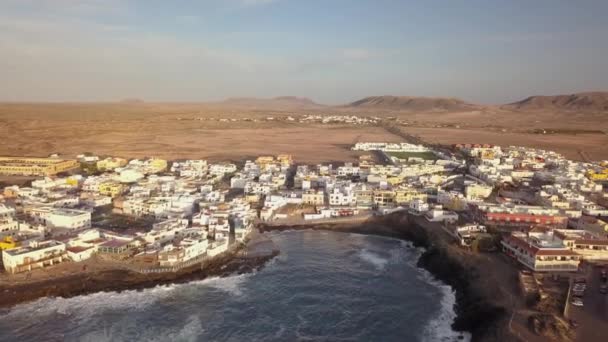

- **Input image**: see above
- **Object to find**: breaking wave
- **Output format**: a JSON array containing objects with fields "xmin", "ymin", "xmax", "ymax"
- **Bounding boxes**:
[
  {"xmin": 358, "ymin": 249, "xmax": 390, "ymax": 271},
  {"xmin": 1, "ymin": 273, "xmax": 250, "ymax": 321}
]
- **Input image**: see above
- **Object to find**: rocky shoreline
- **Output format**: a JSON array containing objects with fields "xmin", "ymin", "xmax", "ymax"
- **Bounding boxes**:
[
  {"xmin": 259, "ymin": 213, "xmax": 519, "ymax": 342},
  {"xmin": 0, "ymin": 244, "xmax": 278, "ymax": 310}
]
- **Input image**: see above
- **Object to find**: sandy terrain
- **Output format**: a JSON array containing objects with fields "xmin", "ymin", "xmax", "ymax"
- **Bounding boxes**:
[
  {"xmin": 1, "ymin": 102, "xmax": 607, "ymax": 162},
  {"xmin": 0, "ymin": 114, "xmax": 401, "ymax": 163},
  {"xmin": 404, "ymin": 127, "xmax": 608, "ymax": 161}
]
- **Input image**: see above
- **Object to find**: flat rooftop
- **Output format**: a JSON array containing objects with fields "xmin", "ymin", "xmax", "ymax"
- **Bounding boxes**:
[
  {"xmin": 51, "ymin": 208, "xmax": 90, "ymax": 217},
  {"xmin": 3, "ymin": 240, "xmax": 64, "ymax": 256},
  {"xmin": 0, "ymin": 157, "xmax": 75, "ymax": 166}
]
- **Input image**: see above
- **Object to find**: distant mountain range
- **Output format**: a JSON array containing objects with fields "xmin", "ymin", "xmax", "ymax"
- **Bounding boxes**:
[
  {"xmin": 501, "ymin": 92, "xmax": 608, "ymax": 112},
  {"xmin": 213, "ymin": 91, "xmax": 608, "ymax": 113},
  {"xmin": 345, "ymin": 95, "xmax": 480, "ymax": 112}
]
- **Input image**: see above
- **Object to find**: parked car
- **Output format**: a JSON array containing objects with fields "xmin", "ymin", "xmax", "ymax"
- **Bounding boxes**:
[
  {"xmin": 574, "ymin": 277, "xmax": 586, "ymax": 284},
  {"xmin": 573, "ymin": 285, "xmax": 586, "ymax": 292},
  {"xmin": 600, "ymin": 284, "xmax": 608, "ymax": 294},
  {"xmin": 571, "ymin": 299, "xmax": 584, "ymax": 307}
]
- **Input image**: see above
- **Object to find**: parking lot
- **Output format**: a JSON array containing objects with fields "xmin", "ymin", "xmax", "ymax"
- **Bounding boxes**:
[{"xmin": 566, "ymin": 263, "xmax": 608, "ymax": 341}]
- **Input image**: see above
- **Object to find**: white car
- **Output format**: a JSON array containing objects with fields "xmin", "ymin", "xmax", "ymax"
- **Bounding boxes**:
[{"xmin": 571, "ymin": 299, "xmax": 584, "ymax": 307}]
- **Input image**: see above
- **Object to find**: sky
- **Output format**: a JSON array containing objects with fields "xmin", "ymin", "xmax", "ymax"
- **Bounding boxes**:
[{"xmin": 1, "ymin": 0, "xmax": 608, "ymax": 104}]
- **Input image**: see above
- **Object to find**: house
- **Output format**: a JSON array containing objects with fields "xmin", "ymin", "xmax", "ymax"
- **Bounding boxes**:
[
  {"xmin": 27, "ymin": 207, "xmax": 91, "ymax": 230},
  {"xmin": 80, "ymin": 193, "xmax": 112, "ymax": 208},
  {"xmin": 394, "ymin": 188, "xmax": 427, "ymax": 205},
  {"xmin": 207, "ymin": 238, "xmax": 229, "ymax": 257},
  {"xmin": 437, "ymin": 191, "xmax": 468, "ymax": 211},
  {"xmin": 355, "ymin": 189, "xmax": 374, "ymax": 209},
  {"xmin": 2, "ymin": 240, "xmax": 68, "ymax": 274},
  {"xmin": 554, "ymin": 229, "xmax": 608, "ymax": 260},
  {"xmin": 473, "ymin": 204, "xmax": 569, "ymax": 228},
  {"xmin": 465, "ymin": 183, "xmax": 493, "ymax": 200},
  {"xmin": 66, "ymin": 246, "xmax": 95, "ymax": 261},
  {"xmin": 302, "ymin": 190, "xmax": 325, "ymax": 206},
  {"xmin": 158, "ymin": 237, "xmax": 208, "ymax": 267},
  {"xmin": 328, "ymin": 188, "xmax": 356, "ymax": 206},
  {"xmin": 445, "ymin": 224, "xmax": 487, "ymax": 246},
  {"xmin": 409, "ymin": 199, "xmax": 429, "ymax": 215},
  {"xmin": 575, "ymin": 216, "xmax": 608, "ymax": 235},
  {"xmin": 501, "ymin": 230, "xmax": 581, "ymax": 272},
  {"xmin": 98, "ymin": 181, "xmax": 126, "ymax": 198},
  {"xmin": 98, "ymin": 239, "xmax": 132, "ymax": 255},
  {"xmin": 97, "ymin": 157, "xmax": 128, "ymax": 171},
  {"xmin": 425, "ymin": 206, "xmax": 458, "ymax": 224},
  {"xmin": 373, "ymin": 190, "xmax": 395, "ymax": 207},
  {"xmin": 122, "ymin": 198, "xmax": 171, "ymax": 218},
  {"xmin": 0, "ymin": 157, "xmax": 79, "ymax": 176},
  {"xmin": 0, "ymin": 204, "xmax": 19, "ymax": 237}
]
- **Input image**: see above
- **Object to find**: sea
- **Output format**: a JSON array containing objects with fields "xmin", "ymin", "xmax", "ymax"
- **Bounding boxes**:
[{"xmin": 0, "ymin": 230, "xmax": 471, "ymax": 342}]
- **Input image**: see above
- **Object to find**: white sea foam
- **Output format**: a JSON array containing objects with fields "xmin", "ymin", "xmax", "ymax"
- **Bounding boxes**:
[
  {"xmin": 201, "ymin": 273, "xmax": 250, "ymax": 296},
  {"xmin": 78, "ymin": 314, "xmax": 205, "ymax": 342},
  {"xmin": 358, "ymin": 249, "xmax": 389, "ymax": 271},
  {"xmin": 0, "ymin": 273, "xmax": 250, "ymax": 322},
  {"xmin": 384, "ymin": 240, "xmax": 470, "ymax": 342},
  {"xmin": 150, "ymin": 314, "xmax": 204, "ymax": 342},
  {"xmin": 421, "ymin": 280, "xmax": 471, "ymax": 342},
  {"xmin": 407, "ymin": 252, "xmax": 471, "ymax": 342}
]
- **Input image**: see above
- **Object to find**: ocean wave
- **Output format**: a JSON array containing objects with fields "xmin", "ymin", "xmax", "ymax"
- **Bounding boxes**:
[
  {"xmin": 0, "ymin": 274, "xmax": 251, "ymax": 323},
  {"xmin": 389, "ymin": 239, "xmax": 470, "ymax": 342},
  {"xmin": 201, "ymin": 274, "xmax": 250, "ymax": 296},
  {"xmin": 77, "ymin": 314, "xmax": 205, "ymax": 342},
  {"xmin": 414, "ymin": 259, "xmax": 471, "ymax": 342},
  {"xmin": 358, "ymin": 249, "xmax": 389, "ymax": 271}
]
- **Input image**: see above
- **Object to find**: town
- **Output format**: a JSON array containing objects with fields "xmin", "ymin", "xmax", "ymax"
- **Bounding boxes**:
[{"xmin": 1, "ymin": 141, "xmax": 608, "ymax": 335}]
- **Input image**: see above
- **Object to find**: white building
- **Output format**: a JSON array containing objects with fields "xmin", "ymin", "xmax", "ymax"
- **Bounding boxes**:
[
  {"xmin": 329, "ymin": 188, "xmax": 356, "ymax": 206},
  {"xmin": 0, "ymin": 204, "xmax": 19, "ymax": 237},
  {"xmin": 28, "ymin": 207, "xmax": 91, "ymax": 230},
  {"xmin": 159, "ymin": 237, "xmax": 208, "ymax": 266},
  {"xmin": 409, "ymin": 199, "xmax": 429, "ymax": 215},
  {"xmin": 209, "ymin": 163, "xmax": 237, "ymax": 176},
  {"xmin": 2, "ymin": 240, "xmax": 67, "ymax": 274},
  {"xmin": 425, "ymin": 206, "xmax": 459, "ymax": 224}
]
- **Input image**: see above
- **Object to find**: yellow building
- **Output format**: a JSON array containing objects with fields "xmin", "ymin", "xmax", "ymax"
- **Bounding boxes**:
[
  {"xmin": 65, "ymin": 176, "xmax": 80, "ymax": 186},
  {"xmin": 587, "ymin": 170, "xmax": 608, "ymax": 181},
  {"xmin": 480, "ymin": 149, "xmax": 496, "ymax": 160},
  {"xmin": 373, "ymin": 190, "xmax": 395, "ymax": 206},
  {"xmin": 3, "ymin": 187, "xmax": 18, "ymax": 198},
  {"xmin": 277, "ymin": 155, "xmax": 293, "ymax": 167},
  {"xmin": 302, "ymin": 190, "xmax": 325, "ymax": 206},
  {"xmin": 147, "ymin": 158, "xmax": 168, "ymax": 174},
  {"xmin": 255, "ymin": 156, "xmax": 275, "ymax": 167},
  {"xmin": 395, "ymin": 189, "xmax": 427, "ymax": 204},
  {"xmin": 98, "ymin": 182, "xmax": 126, "ymax": 198},
  {"xmin": 465, "ymin": 184, "xmax": 493, "ymax": 200},
  {"xmin": 97, "ymin": 157, "xmax": 128, "ymax": 171},
  {"xmin": 245, "ymin": 194, "xmax": 261, "ymax": 203},
  {"xmin": 0, "ymin": 237, "xmax": 18, "ymax": 250},
  {"xmin": 0, "ymin": 157, "xmax": 79, "ymax": 176},
  {"xmin": 387, "ymin": 176, "xmax": 404, "ymax": 186},
  {"xmin": 355, "ymin": 189, "xmax": 374, "ymax": 207}
]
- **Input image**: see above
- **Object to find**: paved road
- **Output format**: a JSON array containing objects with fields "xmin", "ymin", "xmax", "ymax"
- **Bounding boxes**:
[{"xmin": 568, "ymin": 263, "xmax": 608, "ymax": 341}]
